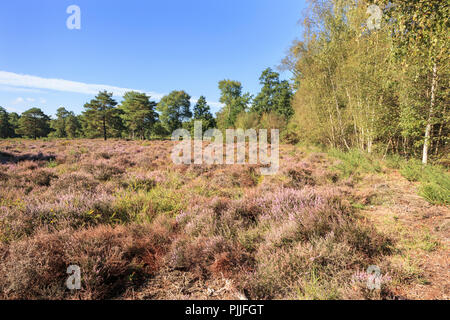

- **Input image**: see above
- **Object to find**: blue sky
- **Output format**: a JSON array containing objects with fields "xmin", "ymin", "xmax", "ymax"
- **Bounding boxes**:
[{"xmin": 0, "ymin": 0, "xmax": 306, "ymax": 116}]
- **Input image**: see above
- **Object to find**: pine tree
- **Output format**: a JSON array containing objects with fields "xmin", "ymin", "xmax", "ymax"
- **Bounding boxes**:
[
  {"xmin": 0, "ymin": 107, "xmax": 14, "ymax": 138},
  {"xmin": 120, "ymin": 91, "xmax": 157, "ymax": 139},
  {"xmin": 8, "ymin": 112, "xmax": 20, "ymax": 137},
  {"xmin": 17, "ymin": 108, "xmax": 51, "ymax": 139},
  {"xmin": 193, "ymin": 96, "xmax": 216, "ymax": 129},
  {"xmin": 51, "ymin": 107, "xmax": 71, "ymax": 138},
  {"xmin": 66, "ymin": 114, "xmax": 82, "ymax": 138},
  {"xmin": 251, "ymin": 68, "xmax": 293, "ymax": 119},
  {"xmin": 82, "ymin": 91, "xmax": 122, "ymax": 140}
]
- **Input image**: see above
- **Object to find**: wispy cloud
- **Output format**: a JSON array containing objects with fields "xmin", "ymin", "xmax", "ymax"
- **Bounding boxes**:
[
  {"xmin": 3, "ymin": 106, "xmax": 22, "ymax": 113},
  {"xmin": 0, "ymin": 70, "xmax": 165, "ymax": 100},
  {"xmin": 0, "ymin": 70, "xmax": 223, "ymax": 111},
  {"xmin": 0, "ymin": 85, "xmax": 45, "ymax": 94},
  {"xmin": 12, "ymin": 97, "xmax": 24, "ymax": 104}
]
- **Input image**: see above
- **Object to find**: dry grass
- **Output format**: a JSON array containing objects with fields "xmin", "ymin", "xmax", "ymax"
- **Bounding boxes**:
[{"xmin": 0, "ymin": 139, "xmax": 448, "ymax": 299}]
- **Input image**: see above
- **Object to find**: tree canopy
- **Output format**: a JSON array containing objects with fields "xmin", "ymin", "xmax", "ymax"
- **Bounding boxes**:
[
  {"xmin": 120, "ymin": 91, "xmax": 158, "ymax": 139},
  {"xmin": 16, "ymin": 107, "xmax": 51, "ymax": 139},
  {"xmin": 82, "ymin": 91, "xmax": 123, "ymax": 140},
  {"xmin": 251, "ymin": 68, "xmax": 294, "ymax": 119},
  {"xmin": 216, "ymin": 80, "xmax": 252, "ymax": 129},
  {"xmin": 157, "ymin": 90, "xmax": 192, "ymax": 133},
  {"xmin": 0, "ymin": 107, "xmax": 14, "ymax": 138}
]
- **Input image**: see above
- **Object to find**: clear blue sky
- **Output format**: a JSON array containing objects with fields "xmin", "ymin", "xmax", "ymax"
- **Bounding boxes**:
[{"xmin": 0, "ymin": 0, "xmax": 306, "ymax": 116}]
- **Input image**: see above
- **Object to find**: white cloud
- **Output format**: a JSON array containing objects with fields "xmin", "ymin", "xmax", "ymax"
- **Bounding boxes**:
[
  {"xmin": 0, "ymin": 70, "xmax": 165, "ymax": 100},
  {"xmin": 0, "ymin": 85, "xmax": 44, "ymax": 93},
  {"xmin": 8, "ymin": 97, "xmax": 45, "ymax": 109},
  {"xmin": 0, "ymin": 70, "xmax": 223, "ymax": 110},
  {"xmin": 12, "ymin": 97, "xmax": 24, "ymax": 104},
  {"xmin": 3, "ymin": 106, "xmax": 22, "ymax": 113}
]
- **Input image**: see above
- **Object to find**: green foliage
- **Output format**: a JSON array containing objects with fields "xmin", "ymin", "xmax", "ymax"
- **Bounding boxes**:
[
  {"xmin": 51, "ymin": 107, "xmax": 70, "ymax": 138},
  {"xmin": 46, "ymin": 160, "xmax": 58, "ymax": 168},
  {"xmin": 399, "ymin": 159, "xmax": 450, "ymax": 205},
  {"xmin": 157, "ymin": 90, "xmax": 192, "ymax": 133},
  {"xmin": 16, "ymin": 107, "xmax": 51, "ymax": 139},
  {"xmin": 120, "ymin": 91, "xmax": 158, "ymax": 139},
  {"xmin": 258, "ymin": 112, "xmax": 286, "ymax": 130},
  {"xmin": 420, "ymin": 181, "xmax": 449, "ymax": 206},
  {"xmin": 150, "ymin": 122, "xmax": 170, "ymax": 139},
  {"xmin": 378, "ymin": 0, "xmax": 448, "ymax": 68},
  {"xmin": 251, "ymin": 68, "xmax": 293, "ymax": 119},
  {"xmin": 192, "ymin": 96, "xmax": 215, "ymax": 129},
  {"xmin": 281, "ymin": 121, "xmax": 301, "ymax": 144},
  {"xmin": 329, "ymin": 149, "xmax": 382, "ymax": 178},
  {"xmin": 50, "ymin": 107, "xmax": 81, "ymax": 138},
  {"xmin": 385, "ymin": 154, "xmax": 404, "ymax": 170},
  {"xmin": 216, "ymin": 80, "xmax": 252, "ymax": 129},
  {"xmin": 7, "ymin": 112, "xmax": 20, "ymax": 138},
  {"xmin": 285, "ymin": 0, "xmax": 448, "ymax": 163},
  {"xmin": 183, "ymin": 96, "xmax": 216, "ymax": 135},
  {"xmin": 65, "ymin": 114, "xmax": 82, "ymax": 138},
  {"xmin": 234, "ymin": 111, "xmax": 259, "ymax": 130},
  {"xmin": 0, "ymin": 107, "xmax": 14, "ymax": 138},
  {"xmin": 82, "ymin": 91, "xmax": 123, "ymax": 140},
  {"xmin": 113, "ymin": 186, "xmax": 186, "ymax": 223},
  {"xmin": 399, "ymin": 160, "xmax": 423, "ymax": 182}
]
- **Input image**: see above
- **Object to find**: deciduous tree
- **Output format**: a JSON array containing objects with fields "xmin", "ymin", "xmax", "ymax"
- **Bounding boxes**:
[
  {"xmin": 216, "ymin": 80, "xmax": 252, "ymax": 128},
  {"xmin": 157, "ymin": 90, "xmax": 192, "ymax": 133}
]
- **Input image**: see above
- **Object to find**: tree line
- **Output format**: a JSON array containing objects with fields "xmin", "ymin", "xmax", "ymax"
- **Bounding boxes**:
[
  {"xmin": 0, "ymin": 67, "xmax": 294, "ymax": 141},
  {"xmin": 283, "ymin": 0, "xmax": 448, "ymax": 164}
]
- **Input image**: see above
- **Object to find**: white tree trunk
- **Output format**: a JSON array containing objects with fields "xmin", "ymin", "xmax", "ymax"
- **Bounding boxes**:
[{"xmin": 422, "ymin": 63, "xmax": 438, "ymax": 165}]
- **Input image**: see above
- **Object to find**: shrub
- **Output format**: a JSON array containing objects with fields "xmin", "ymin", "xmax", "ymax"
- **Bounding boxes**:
[
  {"xmin": 385, "ymin": 154, "xmax": 404, "ymax": 170},
  {"xmin": 0, "ymin": 191, "xmax": 118, "ymax": 242},
  {"xmin": 283, "ymin": 163, "xmax": 316, "ymax": 188},
  {"xmin": 0, "ymin": 223, "xmax": 172, "ymax": 299},
  {"xmin": 329, "ymin": 149, "xmax": 382, "ymax": 178},
  {"xmin": 281, "ymin": 121, "xmax": 301, "ymax": 144},
  {"xmin": 50, "ymin": 172, "xmax": 99, "ymax": 193},
  {"xmin": 30, "ymin": 169, "xmax": 57, "ymax": 186},
  {"xmin": 167, "ymin": 236, "xmax": 250, "ymax": 278},
  {"xmin": 419, "ymin": 178, "xmax": 450, "ymax": 205},
  {"xmin": 84, "ymin": 162, "xmax": 124, "ymax": 181},
  {"xmin": 399, "ymin": 160, "xmax": 423, "ymax": 182},
  {"xmin": 400, "ymin": 160, "xmax": 450, "ymax": 205},
  {"xmin": 113, "ymin": 186, "xmax": 187, "ymax": 224},
  {"xmin": 123, "ymin": 174, "xmax": 156, "ymax": 192},
  {"xmin": 175, "ymin": 186, "xmax": 393, "ymax": 299},
  {"xmin": 0, "ymin": 139, "xmax": 403, "ymax": 300}
]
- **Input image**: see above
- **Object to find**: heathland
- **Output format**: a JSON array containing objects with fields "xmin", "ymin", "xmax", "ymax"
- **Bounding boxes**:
[
  {"xmin": 0, "ymin": 139, "xmax": 448, "ymax": 299},
  {"xmin": 0, "ymin": 0, "xmax": 448, "ymax": 300}
]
